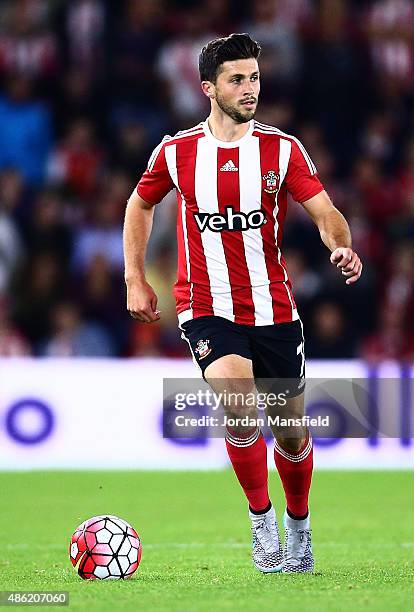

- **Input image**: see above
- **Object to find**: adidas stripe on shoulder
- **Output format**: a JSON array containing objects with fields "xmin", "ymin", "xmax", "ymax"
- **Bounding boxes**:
[
  {"xmin": 147, "ymin": 125, "xmax": 204, "ymax": 172},
  {"xmin": 148, "ymin": 135, "xmax": 172, "ymax": 172},
  {"xmin": 175, "ymin": 123, "xmax": 204, "ymax": 137},
  {"xmin": 254, "ymin": 121, "xmax": 317, "ymax": 175}
]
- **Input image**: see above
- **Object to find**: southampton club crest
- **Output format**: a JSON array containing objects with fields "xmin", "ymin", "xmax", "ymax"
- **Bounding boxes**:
[
  {"xmin": 262, "ymin": 170, "xmax": 280, "ymax": 194},
  {"xmin": 194, "ymin": 339, "xmax": 212, "ymax": 360}
]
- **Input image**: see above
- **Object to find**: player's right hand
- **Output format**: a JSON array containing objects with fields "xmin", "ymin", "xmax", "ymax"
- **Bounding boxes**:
[{"xmin": 126, "ymin": 279, "xmax": 160, "ymax": 323}]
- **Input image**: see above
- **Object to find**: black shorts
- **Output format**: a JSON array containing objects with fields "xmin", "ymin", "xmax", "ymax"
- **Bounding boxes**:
[{"xmin": 180, "ymin": 316, "xmax": 305, "ymax": 395}]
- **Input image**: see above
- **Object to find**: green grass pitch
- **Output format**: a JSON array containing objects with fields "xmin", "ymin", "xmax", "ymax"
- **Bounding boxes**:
[{"xmin": 1, "ymin": 470, "xmax": 413, "ymax": 611}]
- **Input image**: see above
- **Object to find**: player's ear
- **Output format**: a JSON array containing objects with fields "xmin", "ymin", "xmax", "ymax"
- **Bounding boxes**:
[{"xmin": 201, "ymin": 81, "xmax": 215, "ymax": 99}]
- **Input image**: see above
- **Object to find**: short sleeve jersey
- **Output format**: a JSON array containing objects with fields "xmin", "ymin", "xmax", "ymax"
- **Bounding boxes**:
[{"xmin": 137, "ymin": 120, "xmax": 324, "ymax": 326}]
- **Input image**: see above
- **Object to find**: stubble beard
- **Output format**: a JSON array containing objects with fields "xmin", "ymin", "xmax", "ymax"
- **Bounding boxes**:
[{"xmin": 215, "ymin": 92, "xmax": 257, "ymax": 124}]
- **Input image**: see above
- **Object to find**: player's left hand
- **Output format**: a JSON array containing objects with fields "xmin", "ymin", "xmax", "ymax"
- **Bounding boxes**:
[{"xmin": 330, "ymin": 247, "xmax": 362, "ymax": 285}]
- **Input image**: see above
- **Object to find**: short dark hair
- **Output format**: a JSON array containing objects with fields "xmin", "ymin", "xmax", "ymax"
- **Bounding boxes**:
[{"xmin": 199, "ymin": 33, "xmax": 261, "ymax": 83}]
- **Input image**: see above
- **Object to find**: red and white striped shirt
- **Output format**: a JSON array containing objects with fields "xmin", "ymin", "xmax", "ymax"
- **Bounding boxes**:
[{"xmin": 137, "ymin": 120, "xmax": 324, "ymax": 326}]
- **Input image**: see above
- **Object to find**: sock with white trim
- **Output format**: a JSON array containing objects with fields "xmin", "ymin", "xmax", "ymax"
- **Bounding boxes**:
[
  {"xmin": 274, "ymin": 432, "xmax": 313, "ymax": 518},
  {"xmin": 225, "ymin": 426, "xmax": 270, "ymax": 512}
]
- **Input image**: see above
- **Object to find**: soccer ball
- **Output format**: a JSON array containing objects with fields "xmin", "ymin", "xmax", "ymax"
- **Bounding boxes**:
[{"xmin": 69, "ymin": 515, "xmax": 142, "ymax": 580}]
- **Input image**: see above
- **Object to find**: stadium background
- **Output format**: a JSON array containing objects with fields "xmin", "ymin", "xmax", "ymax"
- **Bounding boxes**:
[
  {"xmin": 0, "ymin": 1, "xmax": 413, "ymax": 608},
  {"xmin": 0, "ymin": 0, "xmax": 413, "ymax": 361}
]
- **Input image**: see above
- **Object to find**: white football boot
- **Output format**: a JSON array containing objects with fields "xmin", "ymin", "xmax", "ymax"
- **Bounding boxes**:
[
  {"xmin": 282, "ymin": 510, "xmax": 314, "ymax": 573},
  {"xmin": 249, "ymin": 505, "xmax": 283, "ymax": 573}
]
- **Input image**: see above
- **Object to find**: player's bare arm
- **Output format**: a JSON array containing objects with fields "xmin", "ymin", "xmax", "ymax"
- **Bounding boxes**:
[
  {"xmin": 301, "ymin": 190, "xmax": 363, "ymax": 285},
  {"xmin": 123, "ymin": 190, "xmax": 160, "ymax": 323}
]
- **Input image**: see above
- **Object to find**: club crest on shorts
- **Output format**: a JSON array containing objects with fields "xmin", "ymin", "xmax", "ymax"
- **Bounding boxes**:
[
  {"xmin": 195, "ymin": 339, "xmax": 211, "ymax": 360},
  {"xmin": 262, "ymin": 170, "xmax": 280, "ymax": 194}
]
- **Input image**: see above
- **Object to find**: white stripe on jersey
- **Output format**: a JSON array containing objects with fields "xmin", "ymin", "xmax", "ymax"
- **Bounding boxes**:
[
  {"xmin": 239, "ymin": 137, "xmax": 274, "ymax": 325},
  {"xmin": 254, "ymin": 122, "xmax": 317, "ymax": 175},
  {"xmin": 164, "ymin": 144, "xmax": 178, "ymax": 186},
  {"xmin": 194, "ymin": 137, "xmax": 234, "ymax": 321},
  {"xmin": 169, "ymin": 128, "xmax": 204, "ymax": 142},
  {"xmin": 275, "ymin": 138, "xmax": 298, "ymax": 321},
  {"xmin": 272, "ymin": 139, "xmax": 289, "ymax": 286},
  {"xmin": 165, "ymin": 144, "xmax": 193, "ymax": 318},
  {"xmin": 176, "ymin": 123, "xmax": 203, "ymax": 136},
  {"xmin": 148, "ymin": 135, "xmax": 172, "ymax": 172},
  {"xmin": 279, "ymin": 138, "xmax": 292, "ymax": 184},
  {"xmin": 151, "ymin": 130, "xmax": 204, "ymax": 173}
]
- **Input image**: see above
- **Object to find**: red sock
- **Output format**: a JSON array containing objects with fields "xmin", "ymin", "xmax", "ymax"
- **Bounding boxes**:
[
  {"xmin": 225, "ymin": 427, "xmax": 270, "ymax": 512},
  {"xmin": 274, "ymin": 433, "xmax": 313, "ymax": 517}
]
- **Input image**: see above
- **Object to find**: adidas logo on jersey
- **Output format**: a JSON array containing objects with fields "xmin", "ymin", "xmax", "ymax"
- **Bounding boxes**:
[{"xmin": 220, "ymin": 160, "xmax": 238, "ymax": 172}]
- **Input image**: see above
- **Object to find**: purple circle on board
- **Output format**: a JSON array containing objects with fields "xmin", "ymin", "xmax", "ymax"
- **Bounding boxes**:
[{"xmin": 5, "ymin": 399, "xmax": 54, "ymax": 445}]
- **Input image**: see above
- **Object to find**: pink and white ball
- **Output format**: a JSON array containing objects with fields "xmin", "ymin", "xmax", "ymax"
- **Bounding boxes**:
[{"xmin": 69, "ymin": 515, "xmax": 142, "ymax": 580}]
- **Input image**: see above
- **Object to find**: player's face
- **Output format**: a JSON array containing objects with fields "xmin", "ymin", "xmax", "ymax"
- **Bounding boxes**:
[{"xmin": 213, "ymin": 58, "xmax": 260, "ymax": 123}]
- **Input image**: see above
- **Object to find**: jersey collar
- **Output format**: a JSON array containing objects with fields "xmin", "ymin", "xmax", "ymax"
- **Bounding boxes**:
[{"xmin": 202, "ymin": 119, "xmax": 254, "ymax": 148}]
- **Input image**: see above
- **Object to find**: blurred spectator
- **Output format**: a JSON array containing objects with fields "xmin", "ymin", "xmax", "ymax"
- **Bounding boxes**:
[
  {"xmin": 40, "ymin": 301, "xmax": 114, "ymax": 357},
  {"xmin": 0, "ymin": 75, "xmax": 52, "ymax": 185},
  {"xmin": 0, "ymin": 173, "xmax": 23, "ymax": 293},
  {"xmin": 300, "ymin": 0, "xmax": 373, "ymax": 171},
  {"xmin": 361, "ymin": 305, "xmax": 414, "ymax": 362},
  {"xmin": 393, "ymin": 137, "xmax": 414, "ymax": 239},
  {"xmin": 129, "ymin": 322, "xmax": 162, "ymax": 357},
  {"xmin": 64, "ymin": 0, "xmax": 106, "ymax": 72},
  {"xmin": 306, "ymin": 302, "xmax": 357, "ymax": 359},
  {"xmin": 366, "ymin": 0, "xmax": 414, "ymax": 95},
  {"xmin": 351, "ymin": 155, "xmax": 402, "ymax": 227},
  {"xmin": 110, "ymin": 119, "xmax": 151, "ymax": 180},
  {"xmin": 111, "ymin": 0, "xmax": 166, "ymax": 107},
  {"xmin": 21, "ymin": 188, "xmax": 73, "ymax": 266},
  {"xmin": 274, "ymin": 0, "xmax": 312, "ymax": 29},
  {"xmin": 295, "ymin": 122, "xmax": 350, "ymax": 211},
  {"xmin": 100, "ymin": 170, "xmax": 133, "ymax": 215},
  {"xmin": 0, "ymin": 295, "xmax": 30, "ymax": 356},
  {"xmin": 71, "ymin": 253, "xmax": 128, "ymax": 353},
  {"xmin": 388, "ymin": 184, "xmax": 414, "ymax": 245},
  {"xmin": 47, "ymin": 118, "xmax": 103, "ymax": 198},
  {"xmin": 255, "ymin": 100, "xmax": 294, "ymax": 132},
  {"xmin": 13, "ymin": 251, "xmax": 63, "ymax": 348},
  {"xmin": 157, "ymin": 6, "xmax": 213, "ymax": 124},
  {"xmin": 72, "ymin": 196, "xmax": 124, "ymax": 272},
  {"xmin": 0, "ymin": 168, "xmax": 25, "ymax": 214},
  {"xmin": 204, "ymin": 0, "xmax": 234, "ymax": 35},
  {"xmin": 382, "ymin": 243, "xmax": 414, "ymax": 324},
  {"xmin": 283, "ymin": 208, "xmax": 327, "ymax": 269},
  {"xmin": 360, "ymin": 111, "xmax": 396, "ymax": 165},
  {"xmin": 284, "ymin": 248, "xmax": 322, "ymax": 322},
  {"xmin": 0, "ymin": 208, "xmax": 22, "ymax": 293},
  {"xmin": 344, "ymin": 197, "xmax": 386, "ymax": 266},
  {"xmin": 0, "ymin": 0, "xmax": 59, "ymax": 80},
  {"xmin": 53, "ymin": 69, "xmax": 108, "ymax": 140},
  {"xmin": 243, "ymin": 0, "xmax": 301, "ymax": 91}
]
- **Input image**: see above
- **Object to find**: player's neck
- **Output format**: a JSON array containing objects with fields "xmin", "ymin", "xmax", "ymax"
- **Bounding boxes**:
[{"xmin": 207, "ymin": 112, "xmax": 251, "ymax": 142}]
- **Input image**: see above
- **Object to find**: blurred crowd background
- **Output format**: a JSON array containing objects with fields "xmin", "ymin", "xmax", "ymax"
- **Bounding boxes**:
[{"xmin": 0, "ymin": 0, "xmax": 413, "ymax": 360}]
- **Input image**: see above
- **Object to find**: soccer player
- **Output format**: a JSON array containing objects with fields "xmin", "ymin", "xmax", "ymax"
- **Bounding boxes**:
[{"xmin": 123, "ymin": 33, "xmax": 362, "ymax": 573}]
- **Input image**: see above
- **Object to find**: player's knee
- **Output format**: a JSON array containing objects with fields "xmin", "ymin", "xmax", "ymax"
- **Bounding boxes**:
[
  {"xmin": 205, "ymin": 354, "xmax": 253, "ymax": 381},
  {"xmin": 205, "ymin": 354, "xmax": 261, "ymax": 419},
  {"xmin": 223, "ymin": 380, "xmax": 257, "ymax": 419}
]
